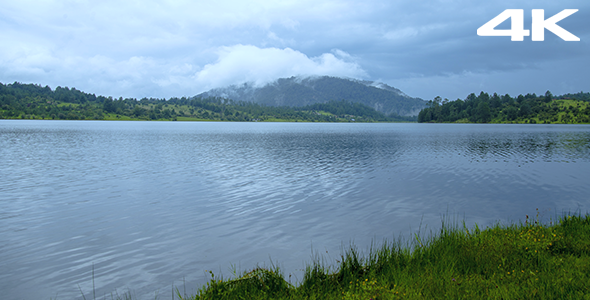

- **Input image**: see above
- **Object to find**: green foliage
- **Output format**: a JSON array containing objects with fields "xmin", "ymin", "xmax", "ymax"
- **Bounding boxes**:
[
  {"xmin": 190, "ymin": 268, "xmax": 293, "ymax": 300},
  {"xmin": 475, "ymin": 102, "xmax": 491, "ymax": 123},
  {"xmin": 188, "ymin": 213, "xmax": 590, "ymax": 299},
  {"xmin": 557, "ymin": 92, "xmax": 590, "ymax": 102},
  {"xmin": 0, "ymin": 81, "xmax": 413, "ymax": 123},
  {"xmin": 418, "ymin": 91, "xmax": 590, "ymax": 124}
]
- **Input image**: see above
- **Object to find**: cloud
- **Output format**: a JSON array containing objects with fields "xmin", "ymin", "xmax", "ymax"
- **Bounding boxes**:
[
  {"xmin": 0, "ymin": 43, "xmax": 368, "ymax": 98},
  {"xmin": 388, "ymin": 56, "xmax": 589, "ymax": 101},
  {"xmin": 194, "ymin": 45, "xmax": 368, "ymax": 90},
  {"xmin": 1, "ymin": 0, "xmax": 589, "ymax": 100},
  {"xmin": 0, "ymin": 48, "xmax": 197, "ymax": 98}
]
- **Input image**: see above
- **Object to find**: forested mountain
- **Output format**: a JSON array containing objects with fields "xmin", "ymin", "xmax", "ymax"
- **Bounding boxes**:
[
  {"xmin": 197, "ymin": 76, "xmax": 426, "ymax": 116},
  {"xmin": 418, "ymin": 91, "xmax": 590, "ymax": 124},
  {"xmin": 0, "ymin": 82, "xmax": 414, "ymax": 122}
]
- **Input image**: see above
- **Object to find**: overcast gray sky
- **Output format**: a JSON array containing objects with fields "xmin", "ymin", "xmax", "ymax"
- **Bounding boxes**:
[{"xmin": 1, "ymin": 0, "xmax": 588, "ymax": 100}]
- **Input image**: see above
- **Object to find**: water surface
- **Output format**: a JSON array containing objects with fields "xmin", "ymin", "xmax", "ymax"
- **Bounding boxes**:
[{"xmin": 1, "ymin": 120, "xmax": 589, "ymax": 299}]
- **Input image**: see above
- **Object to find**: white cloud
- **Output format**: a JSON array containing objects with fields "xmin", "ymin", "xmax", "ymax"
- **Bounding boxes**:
[
  {"xmin": 193, "ymin": 45, "xmax": 368, "ymax": 90},
  {"xmin": 1, "ymin": 0, "xmax": 589, "ymax": 99},
  {"xmin": 0, "ymin": 43, "xmax": 367, "ymax": 98},
  {"xmin": 0, "ymin": 48, "xmax": 197, "ymax": 98}
]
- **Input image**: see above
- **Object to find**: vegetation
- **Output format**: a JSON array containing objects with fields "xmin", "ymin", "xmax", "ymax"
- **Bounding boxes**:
[
  {"xmin": 418, "ymin": 91, "xmax": 590, "ymax": 124},
  {"xmin": 198, "ymin": 76, "xmax": 427, "ymax": 117},
  {"xmin": 183, "ymin": 212, "xmax": 590, "ymax": 299},
  {"xmin": 0, "ymin": 82, "xmax": 414, "ymax": 122},
  {"xmin": 558, "ymin": 92, "xmax": 590, "ymax": 102}
]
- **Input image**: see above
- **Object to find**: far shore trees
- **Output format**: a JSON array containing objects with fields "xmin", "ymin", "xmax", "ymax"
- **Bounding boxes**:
[{"xmin": 418, "ymin": 90, "xmax": 590, "ymax": 124}]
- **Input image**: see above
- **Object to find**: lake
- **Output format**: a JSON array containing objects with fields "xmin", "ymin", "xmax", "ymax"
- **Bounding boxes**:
[{"xmin": 1, "ymin": 120, "xmax": 589, "ymax": 299}]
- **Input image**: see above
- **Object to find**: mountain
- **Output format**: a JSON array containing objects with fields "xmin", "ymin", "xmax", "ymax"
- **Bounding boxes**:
[
  {"xmin": 0, "ymin": 81, "xmax": 410, "ymax": 122},
  {"xmin": 197, "ymin": 76, "xmax": 426, "ymax": 116}
]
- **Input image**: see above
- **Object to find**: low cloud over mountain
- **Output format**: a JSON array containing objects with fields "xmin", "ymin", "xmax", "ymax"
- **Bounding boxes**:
[{"xmin": 198, "ymin": 76, "xmax": 426, "ymax": 116}]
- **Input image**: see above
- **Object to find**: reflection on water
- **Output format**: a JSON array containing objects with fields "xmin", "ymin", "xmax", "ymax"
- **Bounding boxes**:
[{"xmin": 1, "ymin": 121, "xmax": 589, "ymax": 299}]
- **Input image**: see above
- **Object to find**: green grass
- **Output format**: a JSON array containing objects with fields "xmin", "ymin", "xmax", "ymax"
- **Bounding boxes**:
[
  {"xmin": 185, "ymin": 212, "xmax": 590, "ymax": 299},
  {"xmin": 103, "ymin": 114, "xmax": 138, "ymax": 121},
  {"xmin": 176, "ymin": 116, "xmax": 214, "ymax": 121},
  {"xmin": 493, "ymin": 100, "xmax": 590, "ymax": 124}
]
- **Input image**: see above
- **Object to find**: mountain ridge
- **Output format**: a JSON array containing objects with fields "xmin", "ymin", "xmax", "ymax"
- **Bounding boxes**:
[{"xmin": 197, "ymin": 76, "xmax": 426, "ymax": 116}]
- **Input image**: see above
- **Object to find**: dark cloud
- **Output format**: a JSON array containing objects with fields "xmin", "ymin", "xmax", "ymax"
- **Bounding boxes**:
[{"xmin": 0, "ymin": 0, "xmax": 588, "ymax": 100}]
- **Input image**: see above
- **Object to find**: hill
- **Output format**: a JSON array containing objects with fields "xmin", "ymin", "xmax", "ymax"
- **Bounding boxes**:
[
  {"xmin": 418, "ymin": 91, "xmax": 590, "ymax": 124},
  {"xmin": 0, "ymin": 81, "xmax": 413, "ymax": 122},
  {"xmin": 197, "ymin": 76, "xmax": 426, "ymax": 116}
]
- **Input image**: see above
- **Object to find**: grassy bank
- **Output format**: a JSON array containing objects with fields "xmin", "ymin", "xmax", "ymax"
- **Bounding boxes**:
[{"xmin": 186, "ymin": 212, "xmax": 590, "ymax": 299}]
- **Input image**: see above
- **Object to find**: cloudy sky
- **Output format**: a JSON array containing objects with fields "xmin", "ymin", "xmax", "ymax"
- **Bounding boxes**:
[{"xmin": 1, "ymin": 0, "xmax": 588, "ymax": 101}]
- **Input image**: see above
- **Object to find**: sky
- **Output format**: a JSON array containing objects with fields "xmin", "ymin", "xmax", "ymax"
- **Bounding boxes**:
[{"xmin": 1, "ymin": 0, "xmax": 588, "ymax": 101}]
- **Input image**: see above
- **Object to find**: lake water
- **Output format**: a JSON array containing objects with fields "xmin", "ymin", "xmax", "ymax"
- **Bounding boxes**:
[{"xmin": 1, "ymin": 120, "xmax": 589, "ymax": 299}]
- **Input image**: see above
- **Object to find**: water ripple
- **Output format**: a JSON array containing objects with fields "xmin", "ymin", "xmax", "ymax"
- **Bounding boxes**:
[{"xmin": 1, "ymin": 121, "xmax": 589, "ymax": 299}]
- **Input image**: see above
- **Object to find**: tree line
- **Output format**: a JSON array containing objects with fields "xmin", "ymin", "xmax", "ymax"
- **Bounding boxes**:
[
  {"xmin": 0, "ymin": 82, "xmax": 414, "ymax": 122},
  {"xmin": 418, "ymin": 91, "xmax": 590, "ymax": 124}
]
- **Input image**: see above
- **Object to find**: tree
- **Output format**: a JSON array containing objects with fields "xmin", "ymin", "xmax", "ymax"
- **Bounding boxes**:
[
  {"xmin": 476, "ymin": 102, "xmax": 491, "ymax": 123},
  {"xmin": 505, "ymin": 106, "xmax": 518, "ymax": 121},
  {"xmin": 544, "ymin": 90, "xmax": 553, "ymax": 103},
  {"xmin": 519, "ymin": 103, "xmax": 531, "ymax": 117},
  {"xmin": 491, "ymin": 93, "xmax": 501, "ymax": 109},
  {"xmin": 433, "ymin": 96, "xmax": 442, "ymax": 106},
  {"xmin": 103, "ymin": 97, "xmax": 115, "ymax": 113}
]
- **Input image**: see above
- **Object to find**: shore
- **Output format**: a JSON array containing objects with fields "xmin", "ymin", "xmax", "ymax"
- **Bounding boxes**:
[{"xmin": 186, "ymin": 212, "xmax": 590, "ymax": 299}]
